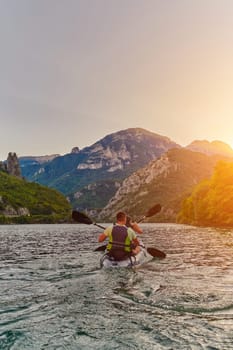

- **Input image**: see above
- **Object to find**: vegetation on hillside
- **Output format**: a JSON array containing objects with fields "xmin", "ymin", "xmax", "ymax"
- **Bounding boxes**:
[
  {"xmin": 100, "ymin": 149, "xmax": 227, "ymax": 223},
  {"xmin": 177, "ymin": 161, "xmax": 233, "ymax": 227},
  {"xmin": 0, "ymin": 170, "xmax": 71, "ymax": 224}
]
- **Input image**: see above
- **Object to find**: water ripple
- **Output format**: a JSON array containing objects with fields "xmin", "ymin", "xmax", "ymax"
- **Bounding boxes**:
[{"xmin": 0, "ymin": 223, "xmax": 232, "ymax": 349}]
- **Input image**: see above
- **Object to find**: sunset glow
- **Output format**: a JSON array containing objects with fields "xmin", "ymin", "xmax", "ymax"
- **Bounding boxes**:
[{"xmin": 1, "ymin": 1, "xmax": 233, "ymax": 159}]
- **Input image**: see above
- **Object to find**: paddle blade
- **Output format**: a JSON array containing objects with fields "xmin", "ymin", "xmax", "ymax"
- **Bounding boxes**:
[
  {"xmin": 94, "ymin": 244, "xmax": 107, "ymax": 252},
  {"xmin": 72, "ymin": 210, "xmax": 93, "ymax": 225},
  {"xmin": 147, "ymin": 247, "xmax": 166, "ymax": 259},
  {"xmin": 146, "ymin": 204, "xmax": 161, "ymax": 218}
]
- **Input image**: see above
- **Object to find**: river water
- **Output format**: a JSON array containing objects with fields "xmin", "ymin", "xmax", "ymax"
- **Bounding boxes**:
[{"xmin": 0, "ymin": 223, "xmax": 232, "ymax": 349}]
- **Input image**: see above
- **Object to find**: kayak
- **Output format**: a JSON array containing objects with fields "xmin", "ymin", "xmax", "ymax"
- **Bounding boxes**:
[{"xmin": 100, "ymin": 243, "xmax": 149, "ymax": 268}]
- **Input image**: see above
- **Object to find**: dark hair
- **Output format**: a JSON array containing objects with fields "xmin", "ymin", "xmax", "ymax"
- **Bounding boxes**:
[
  {"xmin": 126, "ymin": 215, "xmax": 132, "ymax": 227},
  {"xmin": 116, "ymin": 211, "xmax": 127, "ymax": 221}
]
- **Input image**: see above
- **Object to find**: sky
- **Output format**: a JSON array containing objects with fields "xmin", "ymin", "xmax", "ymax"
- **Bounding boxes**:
[{"xmin": 1, "ymin": 0, "xmax": 233, "ymax": 161}]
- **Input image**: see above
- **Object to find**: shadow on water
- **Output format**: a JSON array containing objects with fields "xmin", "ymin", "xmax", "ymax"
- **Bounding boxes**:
[{"xmin": 0, "ymin": 223, "xmax": 232, "ymax": 349}]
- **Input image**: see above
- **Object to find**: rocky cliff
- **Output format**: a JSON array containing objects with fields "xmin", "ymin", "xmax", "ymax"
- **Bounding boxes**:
[
  {"xmin": 21, "ymin": 128, "xmax": 180, "ymax": 209},
  {"xmin": 0, "ymin": 152, "xmax": 22, "ymax": 178},
  {"xmin": 75, "ymin": 128, "xmax": 180, "ymax": 172},
  {"xmin": 7, "ymin": 152, "xmax": 22, "ymax": 178},
  {"xmin": 99, "ymin": 148, "xmax": 231, "ymax": 222}
]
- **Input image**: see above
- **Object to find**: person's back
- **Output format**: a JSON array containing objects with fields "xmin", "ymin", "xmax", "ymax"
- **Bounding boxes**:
[{"xmin": 98, "ymin": 211, "xmax": 140, "ymax": 261}]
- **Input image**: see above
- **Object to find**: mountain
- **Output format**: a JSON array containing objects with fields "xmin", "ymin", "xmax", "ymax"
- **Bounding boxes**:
[
  {"xmin": 186, "ymin": 140, "xmax": 233, "ymax": 157},
  {"xmin": 20, "ymin": 128, "xmax": 180, "ymax": 210},
  {"xmin": 0, "ymin": 170, "xmax": 71, "ymax": 224},
  {"xmin": 19, "ymin": 154, "xmax": 60, "ymax": 178},
  {"xmin": 99, "ymin": 148, "xmax": 232, "ymax": 222}
]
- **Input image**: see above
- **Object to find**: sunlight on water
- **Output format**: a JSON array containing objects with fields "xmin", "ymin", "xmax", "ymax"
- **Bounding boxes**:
[{"xmin": 0, "ymin": 223, "xmax": 232, "ymax": 349}]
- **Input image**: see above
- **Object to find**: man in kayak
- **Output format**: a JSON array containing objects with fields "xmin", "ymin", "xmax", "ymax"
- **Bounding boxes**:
[{"xmin": 98, "ymin": 211, "xmax": 142, "ymax": 261}]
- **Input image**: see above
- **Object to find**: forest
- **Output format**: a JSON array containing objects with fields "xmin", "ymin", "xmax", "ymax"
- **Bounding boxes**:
[{"xmin": 177, "ymin": 161, "xmax": 233, "ymax": 227}]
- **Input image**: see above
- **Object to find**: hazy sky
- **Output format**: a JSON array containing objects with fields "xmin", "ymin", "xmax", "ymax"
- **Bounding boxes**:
[{"xmin": 1, "ymin": 0, "xmax": 233, "ymax": 160}]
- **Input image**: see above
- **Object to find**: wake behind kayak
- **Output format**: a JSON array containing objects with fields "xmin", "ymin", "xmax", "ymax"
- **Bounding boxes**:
[{"xmin": 100, "ymin": 243, "xmax": 150, "ymax": 268}]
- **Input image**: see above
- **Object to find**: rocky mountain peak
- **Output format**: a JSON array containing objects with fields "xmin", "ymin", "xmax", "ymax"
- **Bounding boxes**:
[{"xmin": 76, "ymin": 128, "xmax": 180, "ymax": 172}]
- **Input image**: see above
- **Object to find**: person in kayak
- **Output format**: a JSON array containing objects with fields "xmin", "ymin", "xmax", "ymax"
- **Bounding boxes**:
[
  {"xmin": 98, "ymin": 211, "xmax": 142, "ymax": 261},
  {"xmin": 126, "ymin": 215, "xmax": 143, "ymax": 234}
]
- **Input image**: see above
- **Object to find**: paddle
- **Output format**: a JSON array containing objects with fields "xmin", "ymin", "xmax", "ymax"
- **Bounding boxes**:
[
  {"xmin": 72, "ymin": 210, "xmax": 106, "ymax": 230},
  {"xmin": 136, "ymin": 203, "xmax": 161, "ymax": 224},
  {"xmin": 147, "ymin": 247, "xmax": 166, "ymax": 259},
  {"xmin": 72, "ymin": 203, "xmax": 161, "ymax": 232},
  {"xmin": 94, "ymin": 244, "xmax": 166, "ymax": 259},
  {"xmin": 72, "ymin": 204, "xmax": 166, "ymax": 259},
  {"xmin": 94, "ymin": 239, "xmax": 166, "ymax": 258}
]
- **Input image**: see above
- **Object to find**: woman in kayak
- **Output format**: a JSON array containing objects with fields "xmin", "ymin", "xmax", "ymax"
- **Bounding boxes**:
[
  {"xmin": 126, "ymin": 215, "xmax": 143, "ymax": 234},
  {"xmin": 98, "ymin": 211, "xmax": 142, "ymax": 261}
]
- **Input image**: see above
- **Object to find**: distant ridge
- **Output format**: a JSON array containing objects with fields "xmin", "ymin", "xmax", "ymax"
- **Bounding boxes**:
[
  {"xmin": 20, "ymin": 154, "xmax": 60, "ymax": 164},
  {"xmin": 186, "ymin": 140, "xmax": 233, "ymax": 157}
]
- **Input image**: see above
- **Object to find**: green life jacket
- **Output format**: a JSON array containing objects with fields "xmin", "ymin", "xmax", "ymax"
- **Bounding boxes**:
[{"xmin": 107, "ymin": 225, "xmax": 131, "ymax": 253}]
